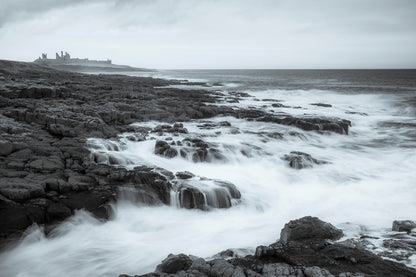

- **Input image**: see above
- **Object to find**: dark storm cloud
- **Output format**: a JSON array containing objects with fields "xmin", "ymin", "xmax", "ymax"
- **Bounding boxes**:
[{"xmin": 0, "ymin": 0, "xmax": 98, "ymax": 27}]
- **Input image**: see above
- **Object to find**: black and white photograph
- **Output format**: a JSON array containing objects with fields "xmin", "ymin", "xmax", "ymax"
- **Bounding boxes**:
[{"xmin": 0, "ymin": 1, "xmax": 415, "ymax": 276}]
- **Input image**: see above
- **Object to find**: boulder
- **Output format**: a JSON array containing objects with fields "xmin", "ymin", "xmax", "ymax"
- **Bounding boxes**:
[
  {"xmin": 280, "ymin": 216, "xmax": 343, "ymax": 243},
  {"xmin": 154, "ymin": 140, "xmax": 178, "ymax": 158},
  {"xmin": 156, "ymin": 254, "xmax": 193, "ymax": 274},
  {"xmin": 282, "ymin": 151, "xmax": 327, "ymax": 169},
  {"xmin": 175, "ymin": 171, "xmax": 195, "ymax": 179},
  {"xmin": 177, "ymin": 179, "xmax": 241, "ymax": 210},
  {"xmin": 392, "ymin": 220, "xmax": 416, "ymax": 233},
  {"xmin": 0, "ymin": 139, "xmax": 13, "ymax": 156},
  {"xmin": 179, "ymin": 186, "xmax": 206, "ymax": 209}
]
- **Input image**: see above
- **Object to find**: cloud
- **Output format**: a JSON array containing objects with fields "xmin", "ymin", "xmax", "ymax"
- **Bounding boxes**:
[
  {"xmin": 0, "ymin": 0, "xmax": 415, "ymax": 68},
  {"xmin": 0, "ymin": 0, "xmax": 99, "ymax": 27}
]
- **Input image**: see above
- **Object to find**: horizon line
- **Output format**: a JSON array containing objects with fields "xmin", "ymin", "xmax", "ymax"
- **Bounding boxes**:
[{"xmin": 1, "ymin": 58, "xmax": 416, "ymax": 71}]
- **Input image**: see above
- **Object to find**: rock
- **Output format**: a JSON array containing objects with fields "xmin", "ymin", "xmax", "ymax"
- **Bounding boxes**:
[
  {"xmin": 46, "ymin": 202, "xmax": 72, "ymax": 222},
  {"xmin": 176, "ymin": 178, "xmax": 241, "ymax": 210},
  {"xmin": 179, "ymin": 186, "xmax": 206, "ymax": 209},
  {"xmin": 125, "ymin": 216, "xmax": 416, "ymax": 277},
  {"xmin": 259, "ymin": 115, "xmax": 351, "ymax": 135},
  {"xmin": 152, "ymin": 124, "xmax": 188, "ymax": 134},
  {"xmin": 155, "ymin": 140, "xmax": 178, "ymax": 158},
  {"xmin": 67, "ymin": 174, "xmax": 96, "ymax": 191},
  {"xmin": 280, "ymin": 216, "xmax": 343, "ymax": 243},
  {"xmin": 7, "ymin": 148, "xmax": 33, "ymax": 161},
  {"xmin": 311, "ymin": 103, "xmax": 332, "ymax": 108},
  {"xmin": 262, "ymin": 263, "xmax": 305, "ymax": 276},
  {"xmin": 0, "ymin": 178, "xmax": 45, "ymax": 200},
  {"xmin": 175, "ymin": 171, "xmax": 195, "ymax": 179},
  {"xmin": 383, "ymin": 239, "xmax": 416, "ymax": 251},
  {"xmin": 214, "ymin": 180, "xmax": 241, "ymax": 199},
  {"xmin": 212, "ymin": 248, "xmax": 251, "ymax": 260},
  {"xmin": 0, "ymin": 195, "xmax": 32, "ymax": 237},
  {"xmin": 156, "ymin": 254, "xmax": 193, "ymax": 274},
  {"xmin": 180, "ymin": 138, "xmax": 225, "ymax": 163},
  {"xmin": 282, "ymin": 151, "xmax": 327, "ymax": 169},
  {"xmin": 219, "ymin": 121, "xmax": 231, "ymax": 127},
  {"xmin": 338, "ymin": 238, "xmax": 376, "ymax": 250},
  {"xmin": 28, "ymin": 156, "xmax": 65, "ymax": 172},
  {"xmin": 303, "ymin": 266, "xmax": 334, "ymax": 276},
  {"xmin": 0, "ymin": 139, "xmax": 13, "ymax": 156},
  {"xmin": 47, "ymin": 124, "xmax": 77, "ymax": 137},
  {"xmin": 60, "ymin": 191, "xmax": 113, "ymax": 212},
  {"xmin": 392, "ymin": 220, "xmax": 416, "ymax": 233}
]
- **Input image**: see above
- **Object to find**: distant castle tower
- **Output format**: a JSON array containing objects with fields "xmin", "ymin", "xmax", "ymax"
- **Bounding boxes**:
[{"xmin": 36, "ymin": 51, "xmax": 112, "ymax": 65}]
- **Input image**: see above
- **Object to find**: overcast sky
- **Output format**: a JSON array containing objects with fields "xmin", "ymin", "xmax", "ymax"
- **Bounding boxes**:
[{"xmin": 0, "ymin": 0, "xmax": 415, "ymax": 69}]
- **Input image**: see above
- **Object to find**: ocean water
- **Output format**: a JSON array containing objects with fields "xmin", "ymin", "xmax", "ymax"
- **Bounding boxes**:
[{"xmin": 0, "ymin": 70, "xmax": 415, "ymax": 277}]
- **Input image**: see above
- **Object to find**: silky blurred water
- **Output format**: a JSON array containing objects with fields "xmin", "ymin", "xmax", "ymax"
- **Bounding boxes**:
[{"xmin": 0, "ymin": 70, "xmax": 415, "ymax": 277}]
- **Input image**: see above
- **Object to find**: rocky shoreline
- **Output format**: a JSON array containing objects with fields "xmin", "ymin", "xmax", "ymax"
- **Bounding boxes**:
[
  {"xmin": 1, "ymin": 60, "xmax": 415, "ymax": 276},
  {"xmin": 120, "ymin": 217, "xmax": 416, "ymax": 277},
  {"xmin": 0, "ymin": 60, "xmax": 353, "ymax": 241}
]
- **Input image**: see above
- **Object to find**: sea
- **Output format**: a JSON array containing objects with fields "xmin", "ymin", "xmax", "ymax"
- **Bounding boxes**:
[{"xmin": 0, "ymin": 69, "xmax": 415, "ymax": 277}]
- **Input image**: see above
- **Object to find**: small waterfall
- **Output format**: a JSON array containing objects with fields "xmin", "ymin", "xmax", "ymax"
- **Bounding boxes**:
[{"xmin": 170, "ymin": 190, "xmax": 181, "ymax": 208}]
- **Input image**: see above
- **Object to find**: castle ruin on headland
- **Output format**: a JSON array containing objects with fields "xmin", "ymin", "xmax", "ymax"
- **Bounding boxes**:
[{"xmin": 35, "ymin": 51, "xmax": 112, "ymax": 65}]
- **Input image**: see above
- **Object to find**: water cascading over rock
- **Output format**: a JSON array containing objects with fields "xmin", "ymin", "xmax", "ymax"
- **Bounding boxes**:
[
  {"xmin": 154, "ymin": 137, "xmax": 226, "ymax": 162},
  {"xmin": 172, "ymin": 175, "xmax": 241, "ymax": 210}
]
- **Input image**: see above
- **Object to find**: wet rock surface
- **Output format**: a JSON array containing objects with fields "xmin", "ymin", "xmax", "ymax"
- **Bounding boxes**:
[
  {"xmin": 153, "ymin": 134, "xmax": 226, "ymax": 163},
  {"xmin": 392, "ymin": 220, "xmax": 416, "ymax": 233},
  {"xmin": 173, "ymin": 176, "xmax": 241, "ymax": 210},
  {"xmin": 258, "ymin": 115, "xmax": 351, "ymax": 135},
  {"xmin": 280, "ymin": 216, "xmax": 343, "ymax": 243},
  {"xmin": 282, "ymin": 152, "xmax": 327, "ymax": 169},
  {"xmin": 121, "ymin": 217, "xmax": 416, "ymax": 277},
  {"xmin": 0, "ymin": 60, "xmax": 235, "ymax": 240}
]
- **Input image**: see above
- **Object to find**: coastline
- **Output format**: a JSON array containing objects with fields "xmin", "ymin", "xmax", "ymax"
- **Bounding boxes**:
[{"xmin": 0, "ymin": 60, "xmax": 415, "ymax": 276}]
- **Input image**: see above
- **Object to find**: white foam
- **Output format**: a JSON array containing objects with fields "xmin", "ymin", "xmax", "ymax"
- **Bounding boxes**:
[{"xmin": 1, "ymin": 88, "xmax": 415, "ymax": 277}]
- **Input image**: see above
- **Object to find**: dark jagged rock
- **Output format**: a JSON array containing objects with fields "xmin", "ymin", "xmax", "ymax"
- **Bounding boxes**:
[
  {"xmin": 156, "ymin": 254, "xmax": 193, "ymax": 274},
  {"xmin": 152, "ymin": 123, "xmax": 189, "ymax": 134},
  {"xmin": 175, "ymin": 178, "xmax": 241, "ymax": 210},
  {"xmin": 271, "ymin": 103, "xmax": 290, "ymax": 108},
  {"xmin": 311, "ymin": 103, "xmax": 332, "ymax": 107},
  {"xmin": 180, "ymin": 138, "xmax": 226, "ymax": 163},
  {"xmin": 392, "ymin": 220, "xmax": 416, "ymax": 233},
  {"xmin": 175, "ymin": 171, "xmax": 195, "ymax": 179},
  {"xmin": 197, "ymin": 121, "xmax": 232, "ymax": 130},
  {"xmin": 258, "ymin": 115, "xmax": 351, "ymax": 135},
  {"xmin": 280, "ymin": 216, "xmax": 343, "ymax": 243},
  {"xmin": 345, "ymin": 111, "xmax": 368, "ymax": 116},
  {"xmin": 282, "ymin": 151, "xmax": 327, "ymax": 169},
  {"xmin": 123, "ymin": 217, "xmax": 416, "ymax": 277},
  {"xmin": 178, "ymin": 186, "xmax": 206, "ymax": 209},
  {"xmin": 155, "ymin": 140, "xmax": 178, "ymax": 158}
]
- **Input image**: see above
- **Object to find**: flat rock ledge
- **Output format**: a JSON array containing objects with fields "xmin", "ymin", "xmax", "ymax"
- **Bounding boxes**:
[{"xmin": 120, "ymin": 217, "xmax": 416, "ymax": 277}]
